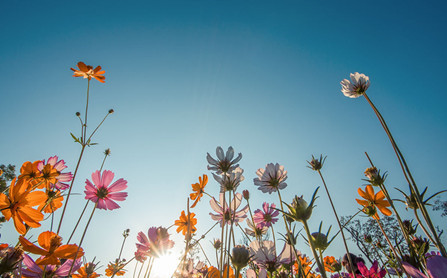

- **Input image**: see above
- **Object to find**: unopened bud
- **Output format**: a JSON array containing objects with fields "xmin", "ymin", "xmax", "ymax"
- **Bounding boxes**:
[
  {"xmin": 311, "ymin": 232, "xmax": 329, "ymax": 251},
  {"xmin": 231, "ymin": 245, "xmax": 250, "ymax": 270},
  {"xmin": 109, "ymin": 109, "xmax": 114, "ymax": 114},
  {"xmin": 76, "ymin": 112, "xmax": 81, "ymax": 117},
  {"xmin": 242, "ymin": 190, "xmax": 250, "ymax": 200},
  {"xmin": 212, "ymin": 239, "xmax": 222, "ymax": 250}
]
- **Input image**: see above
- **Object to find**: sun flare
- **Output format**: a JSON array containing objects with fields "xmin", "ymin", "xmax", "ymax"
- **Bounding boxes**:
[{"xmin": 149, "ymin": 253, "xmax": 180, "ymax": 278}]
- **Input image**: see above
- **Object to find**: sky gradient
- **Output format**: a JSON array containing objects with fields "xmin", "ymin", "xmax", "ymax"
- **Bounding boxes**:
[{"xmin": 1, "ymin": 1, "xmax": 447, "ymax": 276}]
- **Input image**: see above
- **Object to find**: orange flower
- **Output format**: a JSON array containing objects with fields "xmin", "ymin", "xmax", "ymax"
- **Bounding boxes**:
[
  {"xmin": 71, "ymin": 62, "xmax": 105, "ymax": 83},
  {"xmin": 323, "ymin": 256, "xmax": 338, "ymax": 273},
  {"xmin": 356, "ymin": 185, "xmax": 392, "ymax": 219},
  {"xmin": 190, "ymin": 174, "xmax": 208, "ymax": 208},
  {"xmin": 0, "ymin": 178, "xmax": 46, "ymax": 234},
  {"xmin": 207, "ymin": 265, "xmax": 241, "ymax": 278},
  {"xmin": 73, "ymin": 262, "xmax": 100, "ymax": 278},
  {"xmin": 174, "ymin": 210, "xmax": 197, "ymax": 236},
  {"xmin": 38, "ymin": 189, "xmax": 64, "ymax": 213},
  {"xmin": 19, "ymin": 231, "xmax": 83, "ymax": 265},
  {"xmin": 19, "ymin": 161, "xmax": 42, "ymax": 186},
  {"xmin": 105, "ymin": 261, "xmax": 125, "ymax": 276}
]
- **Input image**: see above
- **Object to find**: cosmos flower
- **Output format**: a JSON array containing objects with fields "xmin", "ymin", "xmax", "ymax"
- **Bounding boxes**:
[
  {"xmin": 356, "ymin": 261, "xmax": 386, "ymax": 278},
  {"xmin": 0, "ymin": 178, "xmax": 46, "ymax": 234},
  {"xmin": 209, "ymin": 193, "xmax": 249, "ymax": 227},
  {"xmin": 21, "ymin": 254, "xmax": 81, "ymax": 278},
  {"xmin": 105, "ymin": 259, "xmax": 126, "ymax": 276},
  {"xmin": 213, "ymin": 167, "xmax": 244, "ymax": 193},
  {"xmin": 207, "ymin": 146, "xmax": 242, "ymax": 174},
  {"xmin": 174, "ymin": 210, "xmax": 198, "ymax": 236},
  {"xmin": 340, "ymin": 72, "xmax": 370, "ymax": 98},
  {"xmin": 19, "ymin": 231, "xmax": 84, "ymax": 265},
  {"xmin": 84, "ymin": 170, "xmax": 128, "ymax": 210},
  {"xmin": 37, "ymin": 156, "xmax": 73, "ymax": 190},
  {"xmin": 356, "ymin": 185, "xmax": 392, "ymax": 219},
  {"xmin": 72, "ymin": 262, "xmax": 100, "ymax": 278},
  {"xmin": 253, "ymin": 163, "xmax": 288, "ymax": 194},
  {"xmin": 402, "ymin": 254, "xmax": 447, "ymax": 278},
  {"xmin": 19, "ymin": 161, "xmax": 42, "ymax": 183},
  {"xmin": 38, "ymin": 189, "xmax": 64, "ymax": 213},
  {"xmin": 71, "ymin": 62, "xmax": 105, "ymax": 83},
  {"xmin": 245, "ymin": 218, "xmax": 268, "ymax": 238},
  {"xmin": 253, "ymin": 202, "xmax": 279, "ymax": 229},
  {"xmin": 136, "ymin": 226, "xmax": 175, "ymax": 258},
  {"xmin": 249, "ymin": 240, "xmax": 296, "ymax": 274},
  {"xmin": 190, "ymin": 174, "xmax": 208, "ymax": 208}
]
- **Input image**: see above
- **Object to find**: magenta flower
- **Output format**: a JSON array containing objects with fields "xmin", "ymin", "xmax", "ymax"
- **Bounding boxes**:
[
  {"xmin": 253, "ymin": 202, "xmax": 279, "ymax": 229},
  {"xmin": 84, "ymin": 170, "xmax": 128, "ymax": 210},
  {"xmin": 209, "ymin": 193, "xmax": 249, "ymax": 227},
  {"xmin": 38, "ymin": 155, "xmax": 73, "ymax": 190},
  {"xmin": 402, "ymin": 255, "xmax": 447, "ymax": 278},
  {"xmin": 357, "ymin": 261, "xmax": 386, "ymax": 278},
  {"xmin": 136, "ymin": 226, "xmax": 174, "ymax": 258},
  {"xmin": 21, "ymin": 254, "xmax": 81, "ymax": 277}
]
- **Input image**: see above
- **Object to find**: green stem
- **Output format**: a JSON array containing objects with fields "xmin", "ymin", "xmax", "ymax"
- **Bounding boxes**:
[{"xmin": 302, "ymin": 220, "xmax": 327, "ymax": 278}]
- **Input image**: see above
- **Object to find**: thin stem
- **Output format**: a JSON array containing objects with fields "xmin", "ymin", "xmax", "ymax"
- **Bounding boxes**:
[
  {"xmin": 68, "ymin": 203, "xmax": 97, "ymax": 276},
  {"xmin": 67, "ymin": 200, "xmax": 90, "ymax": 243},
  {"xmin": 317, "ymin": 169, "xmax": 356, "ymax": 277}
]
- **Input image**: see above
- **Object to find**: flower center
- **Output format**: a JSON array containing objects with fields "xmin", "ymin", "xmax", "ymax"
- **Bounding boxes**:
[{"xmin": 96, "ymin": 187, "xmax": 109, "ymax": 199}]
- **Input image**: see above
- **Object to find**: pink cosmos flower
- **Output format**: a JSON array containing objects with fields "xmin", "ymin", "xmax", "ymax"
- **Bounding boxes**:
[
  {"xmin": 38, "ymin": 155, "xmax": 73, "ymax": 190},
  {"xmin": 253, "ymin": 202, "xmax": 279, "ymax": 229},
  {"xmin": 209, "ymin": 193, "xmax": 249, "ymax": 227},
  {"xmin": 21, "ymin": 253, "xmax": 81, "ymax": 277},
  {"xmin": 357, "ymin": 261, "xmax": 386, "ymax": 278},
  {"xmin": 84, "ymin": 170, "xmax": 128, "ymax": 210},
  {"xmin": 136, "ymin": 226, "xmax": 174, "ymax": 258}
]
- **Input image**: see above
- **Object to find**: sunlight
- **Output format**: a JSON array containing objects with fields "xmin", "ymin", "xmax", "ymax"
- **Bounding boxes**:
[{"xmin": 150, "ymin": 253, "xmax": 180, "ymax": 278}]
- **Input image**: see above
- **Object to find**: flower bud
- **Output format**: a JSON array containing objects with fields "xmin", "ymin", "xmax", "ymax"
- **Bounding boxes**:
[
  {"xmin": 364, "ymin": 167, "xmax": 385, "ymax": 186},
  {"xmin": 402, "ymin": 220, "xmax": 416, "ymax": 235},
  {"xmin": 123, "ymin": 228, "xmax": 130, "ymax": 237},
  {"xmin": 231, "ymin": 245, "xmax": 250, "ymax": 270},
  {"xmin": 362, "ymin": 205, "xmax": 377, "ymax": 218},
  {"xmin": 307, "ymin": 155, "xmax": 325, "ymax": 171},
  {"xmin": 363, "ymin": 234, "xmax": 372, "ymax": 244},
  {"xmin": 411, "ymin": 236, "xmax": 429, "ymax": 254},
  {"xmin": 109, "ymin": 109, "xmax": 114, "ymax": 114},
  {"xmin": 289, "ymin": 196, "xmax": 312, "ymax": 222},
  {"xmin": 242, "ymin": 190, "xmax": 250, "ymax": 200},
  {"xmin": 76, "ymin": 112, "xmax": 81, "ymax": 117},
  {"xmin": 212, "ymin": 239, "xmax": 221, "ymax": 250},
  {"xmin": 104, "ymin": 148, "xmax": 111, "ymax": 156},
  {"xmin": 311, "ymin": 232, "xmax": 329, "ymax": 251},
  {"xmin": 331, "ymin": 261, "xmax": 342, "ymax": 272}
]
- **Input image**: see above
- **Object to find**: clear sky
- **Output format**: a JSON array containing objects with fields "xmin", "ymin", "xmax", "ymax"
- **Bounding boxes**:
[{"xmin": 1, "ymin": 0, "xmax": 447, "ymax": 276}]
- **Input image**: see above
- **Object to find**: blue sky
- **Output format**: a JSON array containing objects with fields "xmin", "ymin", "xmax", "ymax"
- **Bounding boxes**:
[{"xmin": 1, "ymin": 0, "xmax": 447, "ymax": 276}]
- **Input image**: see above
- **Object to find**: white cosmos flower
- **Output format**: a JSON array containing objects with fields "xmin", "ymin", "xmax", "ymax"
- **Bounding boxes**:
[
  {"xmin": 209, "ymin": 193, "xmax": 249, "ymax": 227},
  {"xmin": 253, "ymin": 163, "xmax": 288, "ymax": 194},
  {"xmin": 249, "ymin": 240, "xmax": 297, "ymax": 273},
  {"xmin": 244, "ymin": 218, "xmax": 268, "ymax": 238},
  {"xmin": 206, "ymin": 146, "xmax": 242, "ymax": 175},
  {"xmin": 213, "ymin": 167, "xmax": 244, "ymax": 193},
  {"xmin": 340, "ymin": 72, "xmax": 370, "ymax": 98}
]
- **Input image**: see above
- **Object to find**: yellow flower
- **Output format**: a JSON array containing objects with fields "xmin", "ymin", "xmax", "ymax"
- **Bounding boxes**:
[{"xmin": 356, "ymin": 185, "xmax": 392, "ymax": 219}]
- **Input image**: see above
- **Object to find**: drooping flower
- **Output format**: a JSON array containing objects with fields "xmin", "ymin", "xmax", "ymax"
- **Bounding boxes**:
[
  {"xmin": 0, "ymin": 178, "xmax": 46, "ymax": 234},
  {"xmin": 19, "ymin": 231, "xmax": 83, "ymax": 265},
  {"xmin": 105, "ymin": 259, "xmax": 126, "ymax": 276},
  {"xmin": 356, "ymin": 185, "xmax": 392, "ymax": 219},
  {"xmin": 72, "ymin": 262, "xmax": 100, "ymax": 278},
  {"xmin": 21, "ymin": 254, "xmax": 82, "ymax": 278},
  {"xmin": 37, "ymin": 156, "xmax": 73, "ymax": 190},
  {"xmin": 209, "ymin": 193, "xmax": 249, "ymax": 227},
  {"xmin": 71, "ymin": 62, "xmax": 105, "ymax": 83},
  {"xmin": 190, "ymin": 174, "xmax": 208, "ymax": 208},
  {"xmin": 253, "ymin": 163, "xmax": 287, "ymax": 194},
  {"xmin": 206, "ymin": 146, "xmax": 242, "ymax": 174},
  {"xmin": 174, "ymin": 210, "xmax": 197, "ymax": 236},
  {"xmin": 245, "ymin": 218, "xmax": 268, "ymax": 238},
  {"xmin": 136, "ymin": 226, "xmax": 175, "ymax": 258},
  {"xmin": 253, "ymin": 202, "xmax": 279, "ymax": 229},
  {"xmin": 213, "ymin": 167, "xmax": 244, "ymax": 193},
  {"xmin": 356, "ymin": 261, "xmax": 386, "ymax": 278},
  {"xmin": 340, "ymin": 72, "xmax": 370, "ymax": 98},
  {"xmin": 84, "ymin": 170, "xmax": 128, "ymax": 210},
  {"xmin": 249, "ymin": 240, "xmax": 296, "ymax": 274}
]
